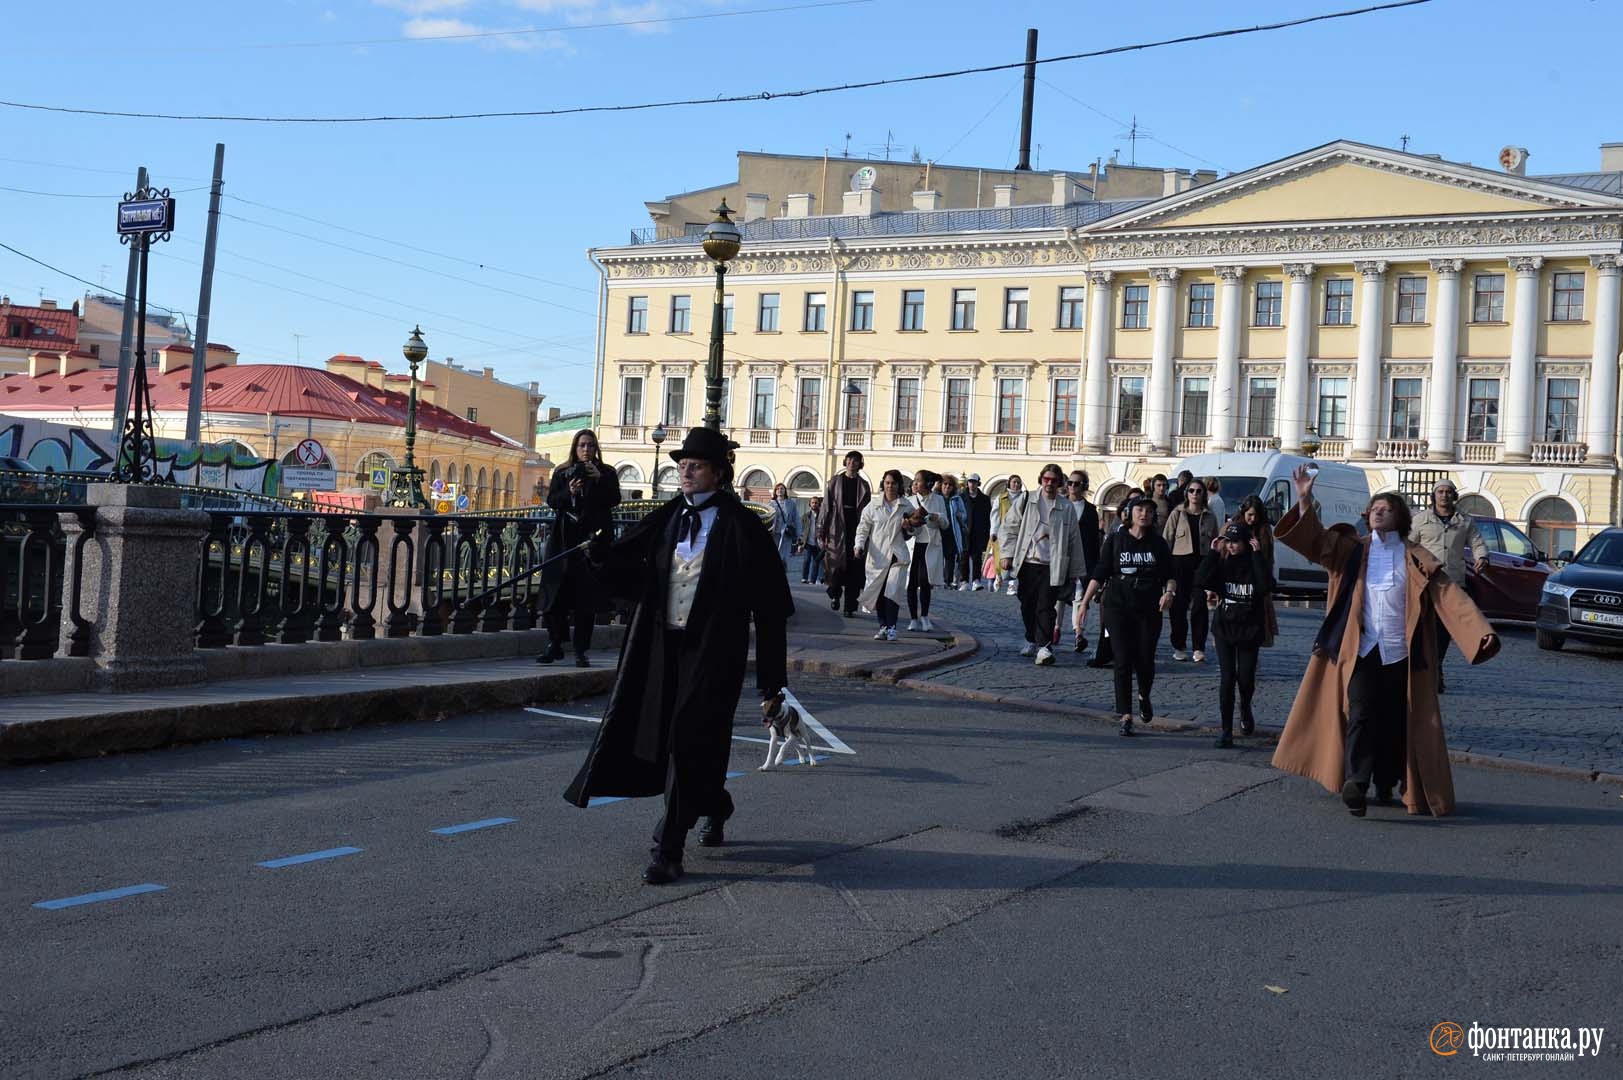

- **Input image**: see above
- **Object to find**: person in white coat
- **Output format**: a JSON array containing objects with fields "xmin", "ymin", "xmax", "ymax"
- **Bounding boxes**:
[
  {"xmin": 853, "ymin": 469, "xmax": 914, "ymax": 641},
  {"xmin": 903, "ymin": 469, "xmax": 949, "ymax": 631},
  {"xmin": 998, "ymin": 464, "xmax": 1089, "ymax": 665}
]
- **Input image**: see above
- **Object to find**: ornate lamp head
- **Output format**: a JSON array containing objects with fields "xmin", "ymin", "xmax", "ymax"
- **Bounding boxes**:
[
  {"xmin": 701, "ymin": 201, "xmax": 742, "ymax": 265},
  {"xmin": 402, "ymin": 325, "xmax": 428, "ymax": 371}
]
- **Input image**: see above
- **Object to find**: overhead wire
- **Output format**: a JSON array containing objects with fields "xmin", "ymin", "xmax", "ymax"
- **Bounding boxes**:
[
  {"xmin": 1035, "ymin": 78, "xmax": 1229, "ymax": 173},
  {"xmin": 0, "ymin": 1, "xmax": 1433, "ymax": 124}
]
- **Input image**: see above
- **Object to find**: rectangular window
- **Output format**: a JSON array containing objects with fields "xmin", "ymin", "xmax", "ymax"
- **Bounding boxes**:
[
  {"xmin": 1116, "ymin": 377, "xmax": 1145, "ymax": 434},
  {"xmin": 1316, "ymin": 376, "xmax": 1349, "ymax": 438},
  {"xmin": 945, "ymin": 377, "xmax": 970, "ymax": 433},
  {"xmin": 1389, "ymin": 377, "xmax": 1423, "ymax": 439},
  {"xmin": 621, "ymin": 377, "xmax": 643, "ymax": 425},
  {"xmin": 843, "ymin": 377, "xmax": 869, "ymax": 430},
  {"xmin": 894, "ymin": 377, "xmax": 920, "ymax": 431},
  {"xmin": 1545, "ymin": 377, "xmax": 1580, "ymax": 442},
  {"xmin": 1179, "ymin": 377, "xmax": 1210, "ymax": 436},
  {"xmin": 1122, "ymin": 284, "xmax": 1149, "ymax": 329},
  {"xmin": 1396, "ymin": 276, "xmax": 1427, "ymax": 324},
  {"xmin": 1003, "ymin": 287, "xmax": 1029, "ymax": 330},
  {"xmin": 1552, "ymin": 271, "xmax": 1585, "ymax": 322},
  {"xmin": 951, "ymin": 288, "xmax": 976, "ymax": 330},
  {"xmin": 803, "ymin": 292, "xmax": 827, "ymax": 332},
  {"xmin": 1466, "ymin": 378, "xmax": 1500, "ymax": 442},
  {"xmin": 1186, "ymin": 283, "xmax": 1215, "ymax": 328},
  {"xmin": 901, "ymin": 289, "xmax": 925, "ymax": 330},
  {"xmin": 663, "ymin": 376, "xmax": 687, "ymax": 427},
  {"xmin": 1473, "ymin": 274, "xmax": 1505, "ymax": 322},
  {"xmin": 751, "ymin": 376, "xmax": 775, "ymax": 429},
  {"xmin": 1051, "ymin": 378, "xmax": 1078, "ymax": 435},
  {"xmin": 1058, "ymin": 286, "xmax": 1085, "ymax": 329},
  {"xmin": 797, "ymin": 377, "xmax": 821, "ymax": 430},
  {"xmin": 851, "ymin": 290, "xmax": 874, "ymax": 331},
  {"xmin": 1246, "ymin": 377, "xmax": 1278, "ymax": 437},
  {"xmin": 758, "ymin": 292, "xmax": 780, "ymax": 332},
  {"xmin": 627, "ymin": 296, "xmax": 648, "ymax": 334},
  {"xmin": 1324, "ymin": 278, "xmax": 1353, "ymax": 325},
  {"xmin": 722, "ymin": 293, "xmax": 734, "ymax": 333},
  {"xmin": 465, "ymin": 407, "xmax": 478, "ymax": 423},
  {"xmin": 669, "ymin": 295, "xmax": 691, "ymax": 334},
  {"xmin": 997, "ymin": 378, "xmax": 1024, "ymax": 434},
  {"xmin": 1254, "ymin": 281, "xmax": 1283, "ymax": 327}
]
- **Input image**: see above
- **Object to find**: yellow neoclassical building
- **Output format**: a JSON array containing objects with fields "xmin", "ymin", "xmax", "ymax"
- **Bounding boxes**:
[{"xmin": 590, "ymin": 140, "xmax": 1623, "ymax": 553}]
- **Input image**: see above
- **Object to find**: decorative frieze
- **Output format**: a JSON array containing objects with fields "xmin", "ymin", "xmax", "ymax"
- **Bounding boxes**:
[
  {"xmin": 939, "ymin": 361, "xmax": 982, "ymax": 377},
  {"xmin": 993, "ymin": 362, "xmax": 1036, "ymax": 379},
  {"xmin": 1538, "ymin": 362, "xmax": 1589, "ymax": 377},
  {"xmin": 620, "ymin": 362, "xmax": 651, "ymax": 377},
  {"xmin": 1048, "ymin": 365, "xmax": 1081, "ymax": 379},
  {"xmin": 1385, "ymin": 362, "xmax": 1430, "ymax": 377},
  {"xmin": 891, "ymin": 363, "xmax": 928, "ymax": 378},
  {"xmin": 1088, "ymin": 220, "xmax": 1621, "ymax": 263}
]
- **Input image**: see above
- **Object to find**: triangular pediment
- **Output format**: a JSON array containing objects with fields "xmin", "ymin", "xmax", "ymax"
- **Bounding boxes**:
[{"xmin": 1090, "ymin": 141, "xmax": 1623, "ymax": 232}]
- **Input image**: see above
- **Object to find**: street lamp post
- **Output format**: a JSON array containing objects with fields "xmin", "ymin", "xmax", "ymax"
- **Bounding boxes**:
[
  {"xmin": 1301, "ymin": 426, "xmax": 1322, "ymax": 458},
  {"xmin": 650, "ymin": 421, "xmax": 668, "ymax": 497},
  {"xmin": 386, "ymin": 325, "xmax": 429, "ymax": 509},
  {"xmin": 700, "ymin": 202, "xmax": 742, "ymax": 432}
]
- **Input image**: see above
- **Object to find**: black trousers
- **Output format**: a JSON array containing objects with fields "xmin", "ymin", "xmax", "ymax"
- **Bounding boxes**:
[
  {"xmin": 1213, "ymin": 636, "xmax": 1259, "ymax": 734},
  {"xmin": 940, "ymin": 532, "xmax": 959, "ymax": 586},
  {"xmin": 907, "ymin": 543, "xmax": 933, "ymax": 618},
  {"xmin": 1168, "ymin": 553, "xmax": 1208, "ymax": 652},
  {"xmin": 650, "ymin": 629, "xmax": 734, "ymax": 862},
  {"xmin": 1016, "ymin": 564, "xmax": 1058, "ymax": 646},
  {"xmin": 827, "ymin": 546, "xmax": 862, "ymax": 614},
  {"xmin": 962, "ymin": 545, "xmax": 986, "ymax": 584},
  {"xmin": 1345, "ymin": 649, "xmax": 1409, "ymax": 792},
  {"xmin": 1106, "ymin": 606, "xmax": 1161, "ymax": 718},
  {"xmin": 544, "ymin": 569, "xmax": 596, "ymax": 658},
  {"xmin": 876, "ymin": 596, "xmax": 900, "ymax": 629}
]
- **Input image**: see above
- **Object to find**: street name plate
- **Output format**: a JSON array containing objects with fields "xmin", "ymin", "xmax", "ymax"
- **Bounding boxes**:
[{"xmin": 117, "ymin": 198, "xmax": 176, "ymax": 234}]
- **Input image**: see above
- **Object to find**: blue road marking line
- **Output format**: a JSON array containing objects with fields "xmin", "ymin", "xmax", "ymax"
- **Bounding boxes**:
[
  {"xmin": 256, "ymin": 846, "xmax": 363, "ymax": 868},
  {"xmin": 586, "ymin": 796, "xmax": 627, "ymax": 807},
  {"xmin": 431, "ymin": 818, "xmax": 517, "ymax": 835},
  {"xmin": 776, "ymin": 755, "xmax": 829, "ymax": 768},
  {"xmin": 34, "ymin": 883, "xmax": 165, "ymax": 910},
  {"xmin": 725, "ymin": 771, "xmax": 746, "ymax": 779}
]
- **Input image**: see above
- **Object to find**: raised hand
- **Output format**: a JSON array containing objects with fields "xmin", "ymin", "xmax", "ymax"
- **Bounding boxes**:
[{"xmin": 1291, "ymin": 463, "xmax": 1316, "ymax": 506}]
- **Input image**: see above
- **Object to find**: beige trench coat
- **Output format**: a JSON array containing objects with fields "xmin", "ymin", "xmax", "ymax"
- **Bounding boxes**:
[
  {"xmin": 1272, "ymin": 503, "xmax": 1500, "ymax": 817},
  {"xmin": 854, "ymin": 497, "xmax": 912, "ymax": 611}
]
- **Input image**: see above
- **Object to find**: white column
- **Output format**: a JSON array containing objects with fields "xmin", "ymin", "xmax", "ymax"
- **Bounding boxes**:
[
  {"xmin": 1081, "ymin": 270, "xmax": 1113, "ymax": 453},
  {"xmin": 1211, "ymin": 265, "xmax": 1245, "ymax": 452},
  {"xmin": 1279, "ymin": 263, "xmax": 1315, "ymax": 452},
  {"xmin": 1425, "ymin": 258, "xmax": 1464, "ymax": 461},
  {"xmin": 1146, "ymin": 267, "xmax": 1179, "ymax": 453},
  {"xmin": 1350, "ymin": 259, "xmax": 1388, "ymax": 460},
  {"xmin": 1586, "ymin": 254, "xmax": 1621, "ymax": 465},
  {"xmin": 1503, "ymin": 256, "xmax": 1544, "ymax": 463}
]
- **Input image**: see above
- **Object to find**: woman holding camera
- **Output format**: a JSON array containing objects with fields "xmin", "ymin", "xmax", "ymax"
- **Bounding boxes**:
[{"xmin": 538, "ymin": 429, "xmax": 621, "ymax": 667}]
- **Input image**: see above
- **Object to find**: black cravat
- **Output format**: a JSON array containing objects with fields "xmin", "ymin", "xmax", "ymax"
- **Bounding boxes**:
[{"xmin": 678, "ymin": 499, "xmax": 704, "ymax": 547}]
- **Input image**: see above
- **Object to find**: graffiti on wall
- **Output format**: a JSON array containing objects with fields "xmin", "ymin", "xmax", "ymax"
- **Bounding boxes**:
[{"xmin": 0, "ymin": 413, "xmax": 277, "ymax": 494}]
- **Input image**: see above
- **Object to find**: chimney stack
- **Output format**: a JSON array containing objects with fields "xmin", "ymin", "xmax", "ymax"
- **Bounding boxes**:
[
  {"xmin": 993, "ymin": 183, "xmax": 1016, "ymax": 208},
  {"xmin": 1051, "ymin": 173, "xmax": 1087, "ymax": 206},
  {"xmin": 1602, "ymin": 143, "xmax": 1623, "ymax": 172},
  {"xmin": 785, "ymin": 193, "xmax": 816, "ymax": 218},
  {"xmin": 843, "ymin": 186, "xmax": 881, "ymax": 216},
  {"xmin": 912, "ymin": 190, "xmax": 942, "ymax": 211},
  {"xmin": 743, "ymin": 192, "xmax": 769, "ymax": 222}
]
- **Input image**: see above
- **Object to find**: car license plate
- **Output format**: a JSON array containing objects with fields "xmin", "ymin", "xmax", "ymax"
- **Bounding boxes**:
[{"xmin": 1578, "ymin": 609, "xmax": 1623, "ymax": 628}]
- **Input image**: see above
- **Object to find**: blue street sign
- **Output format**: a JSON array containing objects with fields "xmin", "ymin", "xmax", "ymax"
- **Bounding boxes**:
[
  {"xmin": 117, "ymin": 198, "xmax": 176, "ymax": 234},
  {"xmin": 456, "ymin": 494, "xmax": 470, "ymax": 510}
]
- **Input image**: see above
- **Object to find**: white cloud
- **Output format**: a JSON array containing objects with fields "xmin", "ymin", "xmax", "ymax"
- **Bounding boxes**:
[
  {"xmin": 401, "ymin": 16, "xmax": 568, "ymax": 51},
  {"xmin": 374, "ymin": 0, "xmax": 476, "ymax": 14}
]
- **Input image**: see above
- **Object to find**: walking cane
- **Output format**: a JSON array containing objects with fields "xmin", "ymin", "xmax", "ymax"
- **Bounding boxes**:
[{"xmin": 462, "ymin": 531, "xmax": 604, "ymax": 608}]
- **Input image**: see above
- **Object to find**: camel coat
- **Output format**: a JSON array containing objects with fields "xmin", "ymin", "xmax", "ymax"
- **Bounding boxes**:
[{"xmin": 1272, "ymin": 503, "xmax": 1500, "ymax": 817}]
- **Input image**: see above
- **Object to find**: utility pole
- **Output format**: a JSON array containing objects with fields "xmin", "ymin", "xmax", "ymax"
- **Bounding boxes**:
[
  {"xmin": 112, "ymin": 166, "xmax": 147, "ymax": 440},
  {"xmin": 185, "ymin": 143, "xmax": 225, "ymax": 445}
]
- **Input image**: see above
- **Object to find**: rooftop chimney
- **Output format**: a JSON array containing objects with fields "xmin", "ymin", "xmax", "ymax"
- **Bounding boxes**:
[
  {"xmin": 483, "ymin": 366, "xmax": 495, "ymax": 379},
  {"xmin": 993, "ymin": 183, "xmax": 1016, "ymax": 208},
  {"xmin": 912, "ymin": 190, "xmax": 942, "ymax": 211},
  {"xmin": 785, "ymin": 193, "xmax": 816, "ymax": 218},
  {"xmin": 1051, "ymin": 172, "xmax": 1087, "ymax": 206},
  {"xmin": 39, "ymin": 299, "xmax": 57, "ymax": 310},
  {"xmin": 843, "ymin": 186, "xmax": 880, "ymax": 216},
  {"xmin": 1603, "ymin": 143, "xmax": 1623, "ymax": 172},
  {"xmin": 743, "ymin": 192, "xmax": 769, "ymax": 222}
]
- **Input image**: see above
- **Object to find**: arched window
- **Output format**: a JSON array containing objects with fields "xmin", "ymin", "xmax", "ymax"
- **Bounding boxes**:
[
  {"xmin": 654, "ymin": 465, "xmax": 678, "ymax": 495},
  {"xmin": 429, "ymin": 460, "xmax": 442, "ymax": 486},
  {"xmin": 1528, "ymin": 497, "xmax": 1577, "ymax": 560},
  {"xmin": 1456, "ymin": 494, "xmax": 1494, "ymax": 520},
  {"xmin": 787, "ymin": 470, "xmax": 822, "ymax": 496},
  {"xmin": 617, "ymin": 464, "xmax": 643, "ymax": 485},
  {"xmin": 503, "ymin": 471, "xmax": 515, "ymax": 509},
  {"xmin": 462, "ymin": 464, "xmax": 473, "ymax": 496},
  {"xmin": 1099, "ymin": 483, "xmax": 1132, "ymax": 513},
  {"xmin": 215, "ymin": 439, "xmax": 256, "ymax": 460},
  {"xmin": 739, "ymin": 468, "xmax": 772, "ymax": 499},
  {"xmin": 354, "ymin": 450, "xmax": 396, "ymax": 485},
  {"xmin": 476, "ymin": 467, "xmax": 488, "ymax": 510}
]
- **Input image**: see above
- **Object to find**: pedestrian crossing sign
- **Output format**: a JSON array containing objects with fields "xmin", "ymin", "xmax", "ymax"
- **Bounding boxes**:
[{"xmin": 369, "ymin": 467, "xmax": 390, "ymax": 489}]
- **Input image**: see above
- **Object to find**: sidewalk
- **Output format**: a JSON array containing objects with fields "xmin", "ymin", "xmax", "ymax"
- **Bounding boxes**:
[{"xmin": 0, "ymin": 581, "xmax": 972, "ymax": 765}]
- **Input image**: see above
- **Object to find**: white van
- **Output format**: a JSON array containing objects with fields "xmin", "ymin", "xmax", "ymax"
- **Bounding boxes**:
[{"xmin": 1170, "ymin": 451, "xmax": 1371, "ymax": 595}]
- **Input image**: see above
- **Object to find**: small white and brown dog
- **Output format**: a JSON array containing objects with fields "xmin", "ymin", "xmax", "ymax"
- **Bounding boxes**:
[{"xmin": 759, "ymin": 693, "xmax": 817, "ymax": 771}]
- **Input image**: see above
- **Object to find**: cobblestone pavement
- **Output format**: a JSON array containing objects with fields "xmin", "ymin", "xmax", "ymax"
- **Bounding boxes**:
[{"xmin": 905, "ymin": 580, "xmax": 1623, "ymax": 777}]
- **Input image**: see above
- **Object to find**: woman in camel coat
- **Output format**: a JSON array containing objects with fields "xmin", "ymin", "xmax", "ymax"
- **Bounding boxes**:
[{"xmin": 1272, "ymin": 466, "xmax": 1499, "ymax": 818}]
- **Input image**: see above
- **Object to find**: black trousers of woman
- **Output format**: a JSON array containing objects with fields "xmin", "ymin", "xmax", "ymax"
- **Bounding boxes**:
[
  {"xmin": 544, "ymin": 569, "xmax": 596, "ymax": 659},
  {"xmin": 1345, "ymin": 650, "xmax": 1409, "ymax": 794},
  {"xmin": 907, "ymin": 543, "xmax": 933, "ymax": 619},
  {"xmin": 1213, "ymin": 637, "xmax": 1259, "ymax": 735},
  {"xmin": 1106, "ymin": 608, "xmax": 1161, "ymax": 719},
  {"xmin": 1168, "ymin": 553, "xmax": 1208, "ymax": 652},
  {"xmin": 940, "ymin": 532, "xmax": 958, "ymax": 586}
]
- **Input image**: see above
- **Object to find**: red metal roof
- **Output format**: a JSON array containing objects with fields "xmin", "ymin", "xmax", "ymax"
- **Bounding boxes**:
[
  {"xmin": 0, "ymin": 302, "xmax": 78, "ymax": 350},
  {"xmin": 0, "ymin": 362, "xmax": 505, "ymax": 446}
]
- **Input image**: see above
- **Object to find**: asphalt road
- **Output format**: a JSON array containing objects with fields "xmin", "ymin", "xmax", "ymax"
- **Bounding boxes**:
[{"xmin": 2, "ymin": 673, "xmax": 1620, "ymax": 1079}]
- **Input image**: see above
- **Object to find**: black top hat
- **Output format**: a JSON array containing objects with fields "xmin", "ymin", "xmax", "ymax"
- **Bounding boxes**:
[{"xmin": 668, "ymin": 426, "xmax": 738, "ymax": 465}]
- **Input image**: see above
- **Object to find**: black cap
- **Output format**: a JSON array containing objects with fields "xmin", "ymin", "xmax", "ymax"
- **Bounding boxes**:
[
  {"xmin": 668, "ymin": 426, "xmax": 738, "ymax": 466},
  {"xmin": 1223, "ymin": 522, "xmax": 1252, "ymax": 543}
]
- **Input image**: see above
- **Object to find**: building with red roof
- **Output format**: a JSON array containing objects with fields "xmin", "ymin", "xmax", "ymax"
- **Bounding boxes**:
[{"xmin": 0, "ymin": 297, "xmax": 80, "ymax": 375}]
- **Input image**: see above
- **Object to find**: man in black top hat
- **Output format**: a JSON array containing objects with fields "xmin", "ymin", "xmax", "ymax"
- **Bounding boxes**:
[{"xmin": 564, "ymin": 427, "xmax": 794, "ymax": 885}]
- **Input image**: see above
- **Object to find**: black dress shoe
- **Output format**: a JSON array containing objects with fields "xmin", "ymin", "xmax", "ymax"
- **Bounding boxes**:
[
  {"xmin": 1072, "ymin": 640, "xmax": 1086, "ymax": 653},
  {"xmin": 1138, "ymin": 698, "xmax": 1153, "ymax": 726},
  {"xmin": 830, "ymin": 598, "xmax": 840, "ymax": 611},
  {"xmin": 535, "ymin": 643, "xmax": 565, "ymax": 665},
  {"xmin": 1118, "ymin": 717, "xmax": 1134, "ymax": 737},
  {"xmin": 1214, "ymin": 733, "xmax": 1234, "ymax": 748},
  {"xmin": 642, "ymin": 858, "xmax": 683, "ymax": 885},
  {"xmin": 1239, "ymin": 714, "xmax": 1256, "ymax": 737},
  {"xmin": 697, "ymin": 817, "xmax": 727, "ymax": 847},
  {"xmin": 574, "ymin": 654, "xmax": 590, "ymax": 668},
  {"xmin": 1341, "ymin": 778, "xmax": 1368, "ymax": 817},
  {"xmin": 1373, "ymin": 786, "xmax": 1395, "ymax": 805}
]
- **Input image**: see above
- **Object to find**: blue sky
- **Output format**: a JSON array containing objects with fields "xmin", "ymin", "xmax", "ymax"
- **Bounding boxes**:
[{"xmin": 3, "ymin": 0, "xmax": 1620, "ymax": 415}]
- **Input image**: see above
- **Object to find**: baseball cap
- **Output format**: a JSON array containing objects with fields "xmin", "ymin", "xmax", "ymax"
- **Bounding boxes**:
[{"xmin": 1223, "ymin": 522, "xmax": 1252, "ymax": 543}]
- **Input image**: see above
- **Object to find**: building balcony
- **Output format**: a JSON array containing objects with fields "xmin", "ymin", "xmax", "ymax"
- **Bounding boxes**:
[
  {"xmin": 1110, "ymin": 434, "xmax": 1146, "ymax": 455},
  {"xmin": 617, "ymin": 424, "xmax": 644, "ymax": 443},
  {"xmin": 838, "ymin": 431, "xmax": 868, "ymax": 449},
  {"xmin": 1459, "ymin": 441, "xmax": 1499, "ymax": 464},
  {"xmin": 940, "ymin": 432, "xmax": 970, "ymax": 451},
  {"xmin": 744, "ymin": 428, "xmax": 773, "ymax": 446},
  {"xmin": 993, "ymin": 434, "xmax": 1022, "ymax": 453},
  {"xmin": 1377, "ymin": 438, "xmax": 1429, "ymax": 461},
  {"xmin": 1234, "ymin": 436, "xmax": 1279, "ymax": 453},
  {"xmin": 1316, "ymin": 438, "xmax": 1348, "ymax": 460},
  {"xmin": 794, "ymin": 429, "xmax": 821, "ymax": 447},
  {"xmin": 1532, "ymin": 441, "xmax": 1587, "ymax": 465},
  {"xmin": 1045, "ymin": 435, "xmax": 1076, "ymax": 456},
  {"xmin": 1175, "ymin": 435, "xmax": 1208, "ymax": 456}
]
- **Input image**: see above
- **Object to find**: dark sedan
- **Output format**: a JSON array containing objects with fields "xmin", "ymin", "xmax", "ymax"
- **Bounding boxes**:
[
  {"xmin": 1536, "ymin": 527, "xmax": 1623, "ymax": 651},
  {"xmin": 1464, "ymin": 516, "xmax": 1552, "ymax": 621}
]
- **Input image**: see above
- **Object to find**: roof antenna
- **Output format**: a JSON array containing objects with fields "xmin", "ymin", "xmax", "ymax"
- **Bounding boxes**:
[
  {"xmin": 842, "ymin": 133, "xmax": 852, "ymax": 158},
  {"xmin": 1400, "ymin": 133, "xmax": 1411, "ymax": 152}
]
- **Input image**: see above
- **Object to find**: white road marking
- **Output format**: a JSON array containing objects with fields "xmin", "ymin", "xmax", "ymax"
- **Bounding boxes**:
[{"xmin": 783, "ymin": 688, "xmax": 855, "ymax": 755}]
